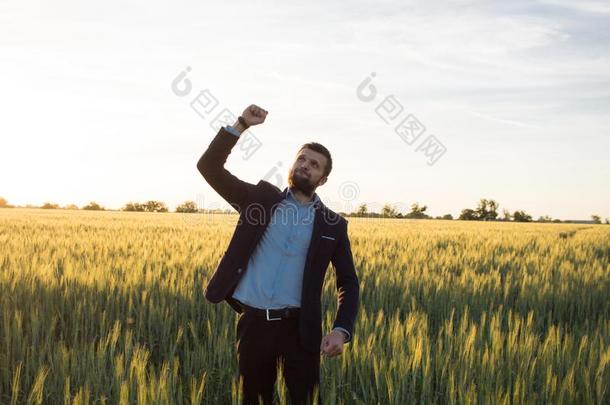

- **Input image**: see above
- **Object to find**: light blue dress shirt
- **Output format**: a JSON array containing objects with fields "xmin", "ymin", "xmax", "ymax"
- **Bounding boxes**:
[
  {"xmin": 232, "ymin": 186, "xmax": 318, "ymax": 309},
  {"xmin": 224, "ymin": 125, "xmax": 350, "ymax": 341}
]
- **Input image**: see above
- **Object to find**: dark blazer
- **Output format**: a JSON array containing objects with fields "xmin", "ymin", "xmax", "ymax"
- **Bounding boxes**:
[{"xmin": 197, "ymin": 127, "xmax": 360, "ymax": 354}]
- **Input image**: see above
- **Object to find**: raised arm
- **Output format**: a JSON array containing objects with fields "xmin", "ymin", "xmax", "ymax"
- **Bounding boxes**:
[{"xmin": 196, "ymin": 104, "xmax": 268, "ymax": 213}]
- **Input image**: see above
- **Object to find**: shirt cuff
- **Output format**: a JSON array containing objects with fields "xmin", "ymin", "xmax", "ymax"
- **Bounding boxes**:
[
  {"xmin": 223, "ymin": 125, "xmax": 241, "ymax": 137},
  {"xmin": 332, "ymin": 327, "xmax": 351, "ymax": 343}
]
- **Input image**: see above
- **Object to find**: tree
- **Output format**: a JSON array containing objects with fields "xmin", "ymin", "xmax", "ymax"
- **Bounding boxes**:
[
  {"xmin": 82, "ymin": 201, "xmax": 104, "ymax": 211},
  {"xmin": 41, "ymin": 202, "xmax": 59, "ymax": 209},
  {"xmin": 605, "ymin": 218, "xmax": 609, "ymax": 225},
  {"xmin": 176, "ymin": 201, "xmax": 198, "ymax": 213},
  {"xmin": 441, "ymin": 214, "xmax": 453, "ymax": 220},
  {"xmin": 144, "ymin": 200, "xmax": 168, "ymax": 213},
  {"xmin": 0, "ymin": 197, "xmax": 13, "ymax": 208},
  {"xmin": 487, "ymin": 199, "xmax": 499, "ymax": 220},
  {"xmin": 502, "ymin": 209, "xmax": 512, "ymax": 221},
  {"xmin": 122, "ymin": 202, "xmax": 145, "ymax": 212},
  {"xmin": 355, "ymin": 204, "xmax": 368, "ymax": 216},
  {"xmin": 538, "ymin": 215, "xmax": 553, "ymax": 223},
  {"xmin": 475, "ymin": 198, "xmax": 499, "ymax": 221},
  {"xmin": 459, "ymin": 208, "xmax": 477, "ymax": 221},
  {"xmin": 591, "ymin": 215, "xmax": 601, "ymax": 224},
  {"xmin": 64, "ymin": 204, "xmax": 79, "ymax": 210},
  {"xmin": 122, "ymin": 201, "xmax": 168, "ymax": 212},
  {"xmin": 405, "ymin": 203, "xmax": 429, "ymax": 219},
  {"xmin": 513, "ymin": 210, "xmax": 532, "ymax": 222},
  {"xmin": 381, "ymin": 203, "xmax": 398, "ymax": 218}
]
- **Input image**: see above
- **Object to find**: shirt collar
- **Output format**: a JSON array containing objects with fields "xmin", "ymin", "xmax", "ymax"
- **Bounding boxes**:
[{"xmin": 286, "ymin": 186, "xmax": 320, "ymax": 207}]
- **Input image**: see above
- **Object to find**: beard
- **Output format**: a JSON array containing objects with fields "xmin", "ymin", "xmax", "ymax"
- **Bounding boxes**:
[{"xmin": 288, "ymin": 168, "xmax": 317, "ymax": 196}]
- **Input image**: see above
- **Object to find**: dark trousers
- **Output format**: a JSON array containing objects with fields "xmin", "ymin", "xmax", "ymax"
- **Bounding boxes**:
[{"xmin": 235, "ymin": 310, "xmax": 321, "ymax": 405}]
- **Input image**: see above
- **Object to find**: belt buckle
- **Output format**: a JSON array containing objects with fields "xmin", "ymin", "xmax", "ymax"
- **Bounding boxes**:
[{"xmin": 265, "ymin": 308, "xmax": 282, "ymax": 321}]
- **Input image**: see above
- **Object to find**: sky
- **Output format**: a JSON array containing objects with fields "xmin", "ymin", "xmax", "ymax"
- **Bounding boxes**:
[{"xmin": 0, "ymin": 0, "xmax": 609, "ymax": 220}]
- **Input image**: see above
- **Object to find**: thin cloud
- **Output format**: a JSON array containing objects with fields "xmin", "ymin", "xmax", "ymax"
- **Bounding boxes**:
[
  {"xmin": 466, "ymin": 110, "xmax": 542, "ymax": 129},
  {"xmin": 538, "ymin": 0, "xmax": 610, "ymax": 15}
]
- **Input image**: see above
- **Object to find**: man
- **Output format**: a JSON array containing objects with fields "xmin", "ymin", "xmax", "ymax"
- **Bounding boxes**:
[{"xmin": 197, "ymin": 104, "xmax": 359, "ymax": 404}]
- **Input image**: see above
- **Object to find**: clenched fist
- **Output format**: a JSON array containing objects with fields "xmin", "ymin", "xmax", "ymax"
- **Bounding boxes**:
[
  {"xmin": 241, "ymin": 104, "xmax": 268, "ymax": 126},
  {"xmin": 320, "ymin": 330, "xmax": 345, "ymax": 357}
]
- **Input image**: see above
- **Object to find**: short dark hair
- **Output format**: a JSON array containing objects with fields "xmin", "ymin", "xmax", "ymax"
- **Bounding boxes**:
[{"xmin": 298, "ymin": 142, "xmax": 332, "ymax": 177}]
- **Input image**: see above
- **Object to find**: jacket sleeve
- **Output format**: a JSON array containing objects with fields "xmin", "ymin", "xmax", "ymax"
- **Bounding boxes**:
[
  {"xmin": 330, "ymin": 219, "xmax": 360, "ymax": 344},
  {"xmin": 196, "ymin": 127, "xmax": 257, "ymax": 213}
]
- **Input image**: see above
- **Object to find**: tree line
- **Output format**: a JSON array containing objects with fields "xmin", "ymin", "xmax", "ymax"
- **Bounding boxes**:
[
  {"xmin": 0, "ymin": 196, "xmax": 607, "ymax": 223},
  {"xmin": 349, "ymin": 199, "xmax": 609, "ymax": 224},
  {"xmin": 0, "ymin": 197, "xmax": 232, "ymax": 214}
]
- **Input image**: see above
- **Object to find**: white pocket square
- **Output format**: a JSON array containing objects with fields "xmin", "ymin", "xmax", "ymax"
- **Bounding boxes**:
[{"xmin": 321, "ymin": 235, "xmax": 335, "ymax": 240}]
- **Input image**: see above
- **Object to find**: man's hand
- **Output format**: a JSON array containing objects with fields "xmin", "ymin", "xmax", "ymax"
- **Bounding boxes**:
[
  {"xmin": 230, "ymin": 104, "xmax": 268, "ymax": 134},
  {"xmin": 320, "ymin": 330, "xmax": 346, "ymax": 357},
  {"xmin": 241, "ymin": 104, "xmax": 268, "ymax": 126}
]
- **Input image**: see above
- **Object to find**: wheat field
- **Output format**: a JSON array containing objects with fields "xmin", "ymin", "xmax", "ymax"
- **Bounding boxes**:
[{"xmin": 0, "ymin": 208, "xmax": 608, "ymax": 404}]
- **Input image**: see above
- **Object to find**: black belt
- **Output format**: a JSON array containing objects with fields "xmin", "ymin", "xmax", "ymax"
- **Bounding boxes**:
[{"xmin": 238, "ymin": 301, "xmax": 300, "ymax": 321}]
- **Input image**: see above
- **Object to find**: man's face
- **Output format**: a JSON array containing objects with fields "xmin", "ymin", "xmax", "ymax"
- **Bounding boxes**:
[{"xmin": 288, "ymin": 148, "xmax": 328, "ymax": 196}]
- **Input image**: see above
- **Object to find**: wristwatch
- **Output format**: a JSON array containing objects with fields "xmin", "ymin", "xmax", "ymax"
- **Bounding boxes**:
[{"xmin": 238, "ymin": 116, "xmax": 250, "ymax": 130}]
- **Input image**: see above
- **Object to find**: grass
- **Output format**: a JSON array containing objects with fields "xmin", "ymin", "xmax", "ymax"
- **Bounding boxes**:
[{"xmin": 0, "ymin": 208, "xmax": 608, "ymax": 404}]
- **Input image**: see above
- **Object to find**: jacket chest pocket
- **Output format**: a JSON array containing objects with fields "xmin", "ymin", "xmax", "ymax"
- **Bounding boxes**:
[{"xmin": 314, "ymin": 235, "xmax": 337, "ymax": 266}]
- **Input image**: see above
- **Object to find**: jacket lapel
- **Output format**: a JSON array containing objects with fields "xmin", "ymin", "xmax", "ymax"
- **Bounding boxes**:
[{"xmin": 302, "ymin": 201, "xmax": 325, "ymax": 289}]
